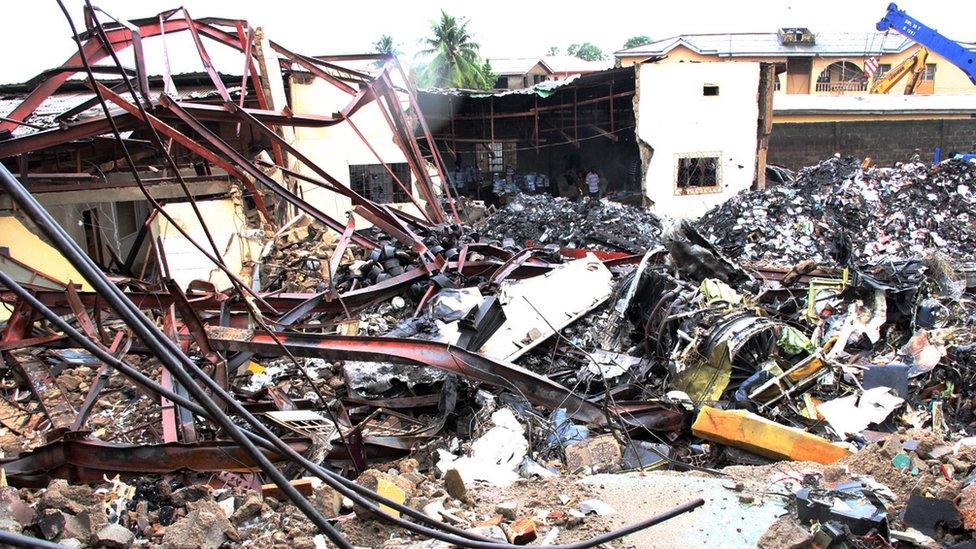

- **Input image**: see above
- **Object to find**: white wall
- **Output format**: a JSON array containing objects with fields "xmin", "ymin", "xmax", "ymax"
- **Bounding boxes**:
[
  {"xmin": 289, "ymin": 76, "xmax": 428, "ymax": 226},
  {"xmin": 637, "ymin": 62, "xmax": 760, "ymax": 219}
]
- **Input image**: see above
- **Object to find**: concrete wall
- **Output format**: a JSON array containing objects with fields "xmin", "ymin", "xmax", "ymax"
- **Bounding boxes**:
[
  {"xmin": 636, "ymin": 62, "xmax": 760, "ymax": 219},
  {"xmin": 769, "ymin": 118, "xmax": 976, "ymax": 168},
  {"xmin": 289, "ymin": 75, "xmax": 427, "ymax": 225}
]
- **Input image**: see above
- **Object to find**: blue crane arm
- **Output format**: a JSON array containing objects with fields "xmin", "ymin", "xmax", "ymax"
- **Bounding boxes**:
[{"xmin": 876, "ymin": 3, "xmax": 976, "ymax": 84}]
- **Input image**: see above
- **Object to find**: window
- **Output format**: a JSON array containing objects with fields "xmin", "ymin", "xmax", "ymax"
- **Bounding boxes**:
[
  {"xmin": 476, "ymin": 141, "xmax": 516, "ymax": 173},
  {"xmin": 349, "ymin": 163, "xmax": 410, "ymax": 204},
  {"xmin": 703, "ymin": 84, "xmax": 720, "ymax": 96},
  {"xmin": 816, "ymin": 67, "xmax": 831, "ymax": 83},
  {"xmin": 676, "ymin": 155, "xmax": 719, "ymax": 194},
  {"xmin": 878, "ymin": 63, "xmax": 892, "ymax": 76},
  {"xmin": 494, "ymin": 76, "xmax": 507, "ymax": 89},
  {"xmin": 923, "ymin": 63, "xmax": 937, "ymax": 81},
  {"xmin": 533, "ymin": 74, "xmax": 547, "ymax": 85}
]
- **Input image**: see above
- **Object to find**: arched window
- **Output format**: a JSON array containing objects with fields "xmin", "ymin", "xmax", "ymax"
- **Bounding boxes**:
[{"xmin": 815, "ymin": 61, "xmax": 868, "ymax": 92}]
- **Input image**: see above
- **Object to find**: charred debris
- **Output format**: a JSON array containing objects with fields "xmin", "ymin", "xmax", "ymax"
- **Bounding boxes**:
[{"xmin": 0, "ymin": 8, "xmax": 974, "ymax": 549}]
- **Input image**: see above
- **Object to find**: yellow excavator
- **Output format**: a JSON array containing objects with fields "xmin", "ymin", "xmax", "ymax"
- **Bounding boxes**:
[{"xmin": 869, "ymin": 47, "xmax": 929, "ymax": 94}]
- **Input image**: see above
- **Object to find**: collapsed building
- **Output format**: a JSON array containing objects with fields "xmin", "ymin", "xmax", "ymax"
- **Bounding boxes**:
[{"xmin": 0, "ymin": 6, "xmax": 974, "ymax": 549}]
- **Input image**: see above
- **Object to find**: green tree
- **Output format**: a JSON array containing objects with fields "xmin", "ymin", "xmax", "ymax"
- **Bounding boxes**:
[
  {"xmin": 416, "ymin": 10, "xmax": 491, "ymax": 89},
  {"xmin": 566, "ymin": 42, "xmax": 605, "ymax": 61},
  {"xmin": 373, "ymin": 34, "xmax": 398, "ymax": 57},
  {"xmin": 623, "ymin": 35, "xmax": 652, "ymax": 49},
  {"xmin": 481, "ymin": 60, "xmax": 497, "ymax": 87},
  {"xmin": 547, "ymin": 46, "xmax": 560, "ymax": 55}
]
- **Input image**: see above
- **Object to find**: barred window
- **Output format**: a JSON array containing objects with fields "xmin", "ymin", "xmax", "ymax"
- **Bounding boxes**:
[{"xmin": 349, "ymin": 163, "xmax": 411, "ymax": 204}]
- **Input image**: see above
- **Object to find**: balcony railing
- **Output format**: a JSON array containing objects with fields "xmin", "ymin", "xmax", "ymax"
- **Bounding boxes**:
[{"xmin": 815, "ymin": 81, "xmax": 868, "ymax": 92}]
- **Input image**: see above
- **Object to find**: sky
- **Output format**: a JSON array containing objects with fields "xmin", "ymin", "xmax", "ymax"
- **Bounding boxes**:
[{"xmin": 0, "ymin": 0, "xmax": 971, "ymax": 84}]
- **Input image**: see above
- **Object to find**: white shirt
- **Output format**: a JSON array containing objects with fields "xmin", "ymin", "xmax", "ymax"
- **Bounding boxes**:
[{"xmin": 586, "ymin": 172, "xmax": 599, "ymax": 193}]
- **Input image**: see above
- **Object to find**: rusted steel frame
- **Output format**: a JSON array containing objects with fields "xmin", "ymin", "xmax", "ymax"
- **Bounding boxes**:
[
  {"xmin": 122, "ymin": 209, "xmax": 158, "ymax": 274},
  {"xmin": 227, "ymin": 104, "xmax": 407, "ymax": 234},
  {"xmin": 329, "ymin": 213, "xmax": 356, "ymax": 283},
  {"xmin": 233, "ymin": 22, "xmax": 254, "ymax": 136},
  {"xmin": 162, "ymin": 305, "xmax": 198, "ymax": 442},
  {"xmin": 0, "ymin": 16, "xmax": 242, "ymax": 134},
  {"xmin": 65, "ymin": 283, "xmax": 103, "ymax": 344},
  {"xmin": 159, "ymin": 368, "xmax": 179, "ymax": 443},
  {"xmin": 169, "ymin": 100, "xmax": 341, "ymax": 127},
  {"xmin": 0, "ymin": 252, "xmax": 69, "ymax": 289},
  {"xmin": 0, "ymin": 114, "xmax": 141, "ymax": 158},
  {"xmin": 158, "ymin": 13, "xmax": 177, "ymax": 94},
  {"xmin": 257, "ymin": 160, "xmax": 430, "ymax": 235},
  {"xmin": 270, "ymin": 42, "xmax": 358, "ymax": 95},
  {"xmin": 488, "ymin": 247, "xmax": 546, "ymax": 286},
  {"xmin": 376, "ymin": 75, "xmax": 449, "ymax": 223},
  {"xmin": 0, "ymin": 334, "xmax": 67, "ymax": 352},
  {"xmin": 179, "ymin": 8, "xmax": 231, "ymax": 101},
  {"xmin": 69, "ymin": 331, "xmax": 128, "ymax": 431},
  {"xmin": 209, "ymin": 330, "xmax": 607, "ymax": 425},
  {"xmin": 16, "ymin": 266, "xmax": 428, "ymax": 318},
  {"xmin": 0, "ymin": 436, "xmax": 312, "ymax": 487},
  {"xmin": 95, "ymin": 83, "xmax": 272, "ymax": 221},
  {"xmin": 391, "ymin": 59, "xmax": 461, "ymax": 223},
  {"xmin": 166, "ymin": 280, "xmax": 228, "ymax": 394},
  {"xmin": 368, "ymin": 78, "xmax": 445, "ymax": 224},
  {"xmin": 160, "ymin": 96, "xmax": 376, "ymax": 249},
  {"xmin": 85, "ymin": 11, "xmax": 243, "ymax": 269},
  {"xmin": 0, "ymin": 300, "xmax": 55, "ymax": 424},
  {"xmin": 87, "ymin": 6, "xmax": 152, "ymax": 105},
  {"xmin": 344, "ymin": 115, "xmax": 434, "ymax": 223},
  {"xmin": 301, "ymin": 53, "xmax": 375, "ymax": 82}
]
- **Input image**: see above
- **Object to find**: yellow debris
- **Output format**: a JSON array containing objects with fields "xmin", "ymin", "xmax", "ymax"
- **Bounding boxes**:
[
  {"xmin": 376, "ymin": 478, "xmax": 406, "ymax": 518},
  {"xmin": 692, "ymin": 406, "xmax": 851, "ymax": 464},
  {"xmin": 247, "ymin": 361, "xmax": 265, "ymax": 374}
]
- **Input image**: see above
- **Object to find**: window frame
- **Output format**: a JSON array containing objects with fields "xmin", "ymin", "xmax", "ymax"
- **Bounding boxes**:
[{"xmin": 674, "ymin": 153, "xmax": 722, "ymax": 196}]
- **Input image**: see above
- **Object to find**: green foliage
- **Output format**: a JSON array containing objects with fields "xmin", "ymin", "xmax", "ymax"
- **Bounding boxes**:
[
  {"xmin": 374, "ymin": 35, "xmax": 397, "ymax": 56},
  {"xmin": 416, "ymin": 10, "xmax": 492, "ymax": 89},
  {"xmin": 623, "ymin": 35, "xmax": 652, "ymax": 49},
  {"xmin": 566, "ymin": 42, "xmax": 605, "ymax": 61},
  {"xmin": 547, "ymin": 46, "xmax": 560, "ymax": 55}
]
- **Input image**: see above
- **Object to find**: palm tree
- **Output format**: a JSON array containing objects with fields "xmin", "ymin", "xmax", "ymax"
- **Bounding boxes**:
[
  {"xmin": 416, "ymin": 11, "xmax": 490, "ymax": 89},
  {"xmin": 374, "ymin": 35, "xmax": 397, "ymax": 57}
]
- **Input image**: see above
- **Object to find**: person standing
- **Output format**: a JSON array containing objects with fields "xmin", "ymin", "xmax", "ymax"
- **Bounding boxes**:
[
  {"xmin": 585, "ymin": 168, "xmax": 600, "ymax": 199},
  {"xmin": 525, "ymin": 172, "xmax": 537, "ymax": 194}
]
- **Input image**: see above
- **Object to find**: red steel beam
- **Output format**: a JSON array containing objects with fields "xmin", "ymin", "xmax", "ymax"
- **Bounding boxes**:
[{"xmin": 207, "ymin": 328, "xmax": 608, "ymax": 425}]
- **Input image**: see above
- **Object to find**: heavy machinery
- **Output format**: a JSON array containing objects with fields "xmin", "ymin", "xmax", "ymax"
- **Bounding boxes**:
[
  {"xmin": 869, "ymin": 47, "xmax": 929, "ymax": 94},
  {"xmin": 872, "ymin": 3, "xmax": 976, "ymax": 95}
]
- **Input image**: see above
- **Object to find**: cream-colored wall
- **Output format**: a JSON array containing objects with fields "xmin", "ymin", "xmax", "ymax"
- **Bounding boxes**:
[
  {"xmin": 289, "ymin": 76, "xmax": 427, "ymax": 227},
  {"xmin": 621, "ymin": 46, "xmax": 789, "ymax": 94},
  {"xmin": 636, "ymin": 62, "xmax": 760, "ymax": 219},
  {"xmin": 621, "ymin": 43, "xmax": 976, "ymax": 96},
  {"xmin": 0, "ymin": 215, "xmax": 90, "ymax": 290},
  {"xmin": 151, "ymin": 199, "xmax": 261, "ymax": 291}
]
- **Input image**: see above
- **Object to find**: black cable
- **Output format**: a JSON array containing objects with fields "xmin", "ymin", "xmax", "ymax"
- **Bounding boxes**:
[{"xmin": 0, "ymin": 529, "xmax": 70, "ymax": 549}]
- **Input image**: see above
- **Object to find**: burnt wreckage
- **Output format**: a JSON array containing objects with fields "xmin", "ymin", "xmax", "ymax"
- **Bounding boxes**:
[{"xmin": 0, "ymin": 6, "xmax": 973, "ymax": 549}]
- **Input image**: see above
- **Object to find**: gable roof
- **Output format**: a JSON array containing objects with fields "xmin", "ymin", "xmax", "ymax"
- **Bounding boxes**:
[
  {"xmin": 614, "ymin": 31, "xmax": 933, "ymax": 59},
  {"xmin": 487, "ymin": 58, "xmax": 553, "ymax": 76},
  {"xmin": 542, "ymin": 55, "xmax": 613, "ymax": 74}
]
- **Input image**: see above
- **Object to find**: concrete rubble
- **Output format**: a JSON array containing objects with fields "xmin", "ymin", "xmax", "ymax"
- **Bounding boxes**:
[{"xmin": 0, "ymin": 7, "xmax": 975, "ymax": 549}]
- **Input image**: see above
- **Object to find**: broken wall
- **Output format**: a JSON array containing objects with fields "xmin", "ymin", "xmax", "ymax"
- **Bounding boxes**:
[
  {"xmin": 636, "ymin": 62, "xmax": 760, "ymax": 219},
  {"xmin": 288, "ymin": 75, "xmax": 429, "ymax": 225}
]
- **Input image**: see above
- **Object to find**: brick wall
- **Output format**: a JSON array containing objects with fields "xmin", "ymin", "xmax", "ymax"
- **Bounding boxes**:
[{"xmin": 768, "ymin": 118, "xmax": 976, "ymax": 169}]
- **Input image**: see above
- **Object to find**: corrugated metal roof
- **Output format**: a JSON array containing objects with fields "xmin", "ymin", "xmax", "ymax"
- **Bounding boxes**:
[
  {"xmin": 0, "ymin": 86, "xmax": 235, "ymax": 137},
  {"xmin": 614, "ymin": 31, "xmax": 940, "ymax": 58}
]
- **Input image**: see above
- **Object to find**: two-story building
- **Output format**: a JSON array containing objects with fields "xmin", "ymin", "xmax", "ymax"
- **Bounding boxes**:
[{"xmin": 614, "ymin": 29, "xmax": 976, "ymax": 96}]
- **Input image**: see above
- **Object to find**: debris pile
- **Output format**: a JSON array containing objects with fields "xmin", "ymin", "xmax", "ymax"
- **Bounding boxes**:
[
  {"xmin": 699, "ymin": 156, "xmax": 976, "ymax": 266},
  {"xmin": 3, "ymin": 8, "xmax": 976, "ymax": 548},
  {"xmin": 480, "ymin": 193, "xmax": 662, "ymax": 252}
]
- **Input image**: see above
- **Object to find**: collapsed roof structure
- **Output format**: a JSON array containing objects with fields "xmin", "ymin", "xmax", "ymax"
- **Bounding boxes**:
[{"xmin": 1, "ymin": 5, "xmax": 975, "ymax": 549}]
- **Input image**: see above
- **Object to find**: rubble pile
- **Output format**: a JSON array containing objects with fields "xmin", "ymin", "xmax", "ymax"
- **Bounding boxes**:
[
  {"xmin": 3, "ymin": 155, "xmax": 976, "ymax": 547},
  {"xmin": 699, "ymin": 156, "xmax": 976, "ymax": 266},
  {"xmin": 479, "ymin": 193, "xmax": 662, "ymax": 252}
]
